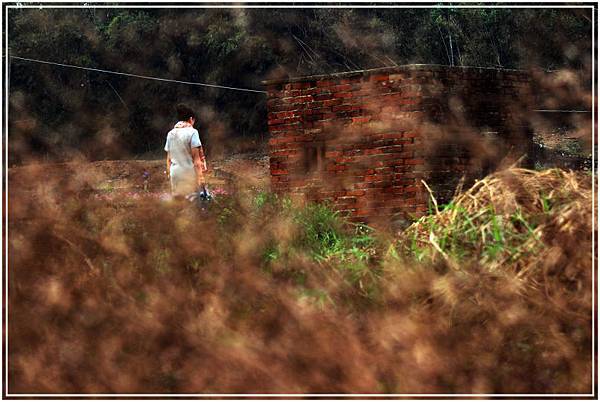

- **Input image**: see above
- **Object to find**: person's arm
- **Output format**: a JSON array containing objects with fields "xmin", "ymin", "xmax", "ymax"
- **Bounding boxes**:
[
  {"xmin": 166, "ymin": 152, "xmax": 171, "ymax": 179},
  {"xmin": 164, "ymin": 133, "xmax": 171, "ymax": 179},
  {"xmin": 191, "ymin": 146, "xmax": 206, "ymax": 188},
  {"xmin": 198, "ymin": 146, "xmax": 207, "ymax": 172}
]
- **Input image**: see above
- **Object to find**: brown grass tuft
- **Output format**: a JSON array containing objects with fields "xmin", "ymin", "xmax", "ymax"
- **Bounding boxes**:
[{"xmin": 7, "ymin": 164, "xmax": 593, "ymax": 394}]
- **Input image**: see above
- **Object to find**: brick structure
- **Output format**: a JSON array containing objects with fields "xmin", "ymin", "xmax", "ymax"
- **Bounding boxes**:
[{"xmin": 263, "ymin": 65, "xmax": 533, "ymax": 225}]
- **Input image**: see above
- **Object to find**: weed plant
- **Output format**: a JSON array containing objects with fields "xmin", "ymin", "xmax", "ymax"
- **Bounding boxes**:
[{"xmin": 7, "ymin": 167, "xmax": 593, "ymax": 394}]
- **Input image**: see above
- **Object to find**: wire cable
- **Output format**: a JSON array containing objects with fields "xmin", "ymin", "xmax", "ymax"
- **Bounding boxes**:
[
  {"xmin": 533, "ymin": 109, "xmax": 591, "ymax": 113},
  {"xmin": 9, "ymin": 55, "xmax": 268, "ymax": 94}
]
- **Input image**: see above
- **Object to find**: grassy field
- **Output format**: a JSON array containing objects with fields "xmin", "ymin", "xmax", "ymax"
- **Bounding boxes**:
[{"xmin": 6, "ymin": 161, "xmax": 594, "ymax": 394}]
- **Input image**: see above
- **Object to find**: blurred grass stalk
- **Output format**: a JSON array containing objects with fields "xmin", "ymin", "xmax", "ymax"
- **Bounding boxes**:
[{"xmin": 7, "ymin": 166, "xmax": 593, "ymax": 394}]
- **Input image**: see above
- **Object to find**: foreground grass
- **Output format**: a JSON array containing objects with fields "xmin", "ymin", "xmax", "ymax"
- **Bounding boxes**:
[{"xmin": 7, "ymin": 168, "xmax": 593, "ymax": 394}]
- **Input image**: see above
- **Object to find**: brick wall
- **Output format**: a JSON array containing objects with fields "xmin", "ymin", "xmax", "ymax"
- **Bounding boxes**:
[{"xmin": 263, "ymin": 65, "xmax": 533, "ymax": 225}]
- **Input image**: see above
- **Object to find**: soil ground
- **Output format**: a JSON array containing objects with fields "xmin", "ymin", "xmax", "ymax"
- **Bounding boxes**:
[
  {"xmin": 7, "ymin": 152, "xmax": 270, "ymax": 198},
  {"xmin": 7, "ymin": 127, "xmax": 591, "ymax": 199}
]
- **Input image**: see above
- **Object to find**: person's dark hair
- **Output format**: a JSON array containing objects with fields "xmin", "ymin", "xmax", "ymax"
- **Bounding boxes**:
[{"xmin": 176, "ymin": 103, "xmax": 196, "ymax": 121}]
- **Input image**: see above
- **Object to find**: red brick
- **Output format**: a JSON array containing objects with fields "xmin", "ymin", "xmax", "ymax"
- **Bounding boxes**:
[
  {"xmin": 391, "ymin": 152, "xmax": 416, "ymax": 160},
  {"xmin": 268, "ymin": 118, "xmax": 285, "ymax": 126},
  {"xmin": 332, "ymin": 105, "xmax": 352, "ymax": 112},
  {"xmin": 380, "ymin": 145, "xmax": 407, "ymax": 153},
  {"xmin": 404, "ymin": 158, "xmax": 425, "ymax": 165},
  {"xmin": 370, "ymin": 74, "xmax": 389, "ymax": 82},
  {"xmin": 304, "ymin": 95, "xmax": 319, "ymax": 103},
  {"xmin": 333, "ymin": 84, "xmax": 352, "ymax": 92},
  {"xmin": 316, "ymin": 107, "xmax": 333, "ymax": 114},
  {"xmin": 354, "ymin": 209, "xmax": 372, "ymax": 217},
  {"xmin": 293, "ymin": 135, "xmax": 315, "ymax": 142},
  {"xmin": 268, "ymin": 137, "xmax": 289, "ymax": 146},
  {"xmin": 335, "ymin": 156, "xmax": 355, "ymax": 163},
  {"xmin": 380, "ymin": 94, "xmax": 402, "ymax": 104},
  {"xmin": 270, "ymin": 104, "xmax": 301, "ymax": 112},
  {"xmin": 323, "ymin": 99, "xmax": 343, "ymax": 107},
  {"xmin": 307, "ymin": 101, "xmax": 324, "ymax": 109},
  {"xmin": 275, "ymin": 130, "xmax": 302, "ymax": 139},
  {"xmin": 327, "ymin": 165, "xmax": 346, "ymax": 172},
  {"xmin": 271, "ymin": 149, "xmax": 299, "ymax": 157},
  {"xmin": 364, "ymin": 148, "xmax": 384, "ymax": 155},
  {"xmin": 292, "ymin": 82, "xmax": 312, "ymax": 90},
  {"xmin": 335, "ymin": 196, "xmax": 357, "ymax": 203},
  {"xmin": 275, "ymin": 111, "xmax": 296, "ymax": 119},
  {"xmin": 302, "ymin": 88, "xmax": 320, "ymax": 96},
  {"xmin": 314, "ymin": 93, "xmax": 333, "ymax": 101},
  {"xmin": 352, "ymin": 116, "xmax": 371, "ymax": 124},
  {"xmin": 334, "ymin": 92, "xmax": 353, "ymax": 99},
  {"xmin": 305, "ymin": 114, "xmax": 323, "ymax": 122},
  {"xmin": 316, "ymin": 80, "xmax": 333, "ymax": 87},
  {"xmin": 283, "ymin": 89, "xmax": 302, "ymax": 97},
  {"xmin": 399, "ymin": 98, "xmax": 419, "ymax": 105}
]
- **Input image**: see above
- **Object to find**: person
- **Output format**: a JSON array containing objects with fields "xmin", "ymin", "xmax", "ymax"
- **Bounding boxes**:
[{"xmin": 164, "ymin": 103, "xmax": 208, "ymax": 198}]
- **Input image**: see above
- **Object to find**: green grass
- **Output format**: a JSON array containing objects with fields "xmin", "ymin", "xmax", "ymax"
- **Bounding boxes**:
[
  {"xmin": 239, "ymin": 192, "xmax": 382, "ymax": 302},
  {"xmin": 216, "ymin": 187, "xmax": 546, "ymax": 301},
  {"xmin": 402, "ymin": 201, "xmax": 544, "ymax": 268}
]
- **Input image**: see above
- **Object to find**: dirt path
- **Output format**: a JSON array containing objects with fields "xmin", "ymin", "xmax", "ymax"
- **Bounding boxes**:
[{"xmin": 7, "ymin": 152, "xmax": 270, "ymax": 198}]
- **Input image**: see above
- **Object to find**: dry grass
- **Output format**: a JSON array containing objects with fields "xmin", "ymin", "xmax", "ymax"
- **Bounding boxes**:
[
  {"xmin": 7, "ymin": 164, "xmax": 594, "ymax": 394},
  {"xmin": 401, "ymin": 168, "xmax": 593, "ymax": 316}
]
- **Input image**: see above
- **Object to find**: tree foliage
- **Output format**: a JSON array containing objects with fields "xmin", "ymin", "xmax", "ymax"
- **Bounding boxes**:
[{"xmin": 7, "ymin": 7, "xmax": 592, "ymax": 163}]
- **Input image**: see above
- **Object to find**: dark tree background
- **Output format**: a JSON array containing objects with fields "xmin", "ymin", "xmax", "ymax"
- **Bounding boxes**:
[{"xmin": 6, "ymin": 6, "xmax": 593, "ymax": 164}]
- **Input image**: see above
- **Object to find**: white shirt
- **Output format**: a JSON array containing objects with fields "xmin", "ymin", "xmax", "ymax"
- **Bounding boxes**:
[
  {"xmin": 164, "ymin": 121, "xmax": 202, "ymax": 170},
  {"xmin": 164, "ymin": 121, "xmax": 202, "ymax": 195}
]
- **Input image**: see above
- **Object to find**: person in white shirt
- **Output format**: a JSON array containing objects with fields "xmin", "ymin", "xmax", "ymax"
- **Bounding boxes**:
[{"xmin": 164, "ymin": 104, "xmax": 207, "ymax": 197}]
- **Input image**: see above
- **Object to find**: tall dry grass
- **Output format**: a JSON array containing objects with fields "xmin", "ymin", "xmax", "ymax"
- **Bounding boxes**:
[{"xmin": 7, "ymin": 164, "xmax": 594, "ymax": 394}]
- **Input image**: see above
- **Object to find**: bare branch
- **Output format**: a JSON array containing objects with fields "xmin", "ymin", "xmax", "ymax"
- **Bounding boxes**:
[
  {"xmin": 385, "ymin": 55, "xmax": 399, "ymax": 67},
  {"xmin": 437, "ymin": 24, "xmax": 451, "ymax": 65}
]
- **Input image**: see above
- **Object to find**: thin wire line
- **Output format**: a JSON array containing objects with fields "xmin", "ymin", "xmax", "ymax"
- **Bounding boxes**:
[
  {"xmin": 533, "ymin": 109, "xmax": 592, "ymax": 113},
  {"xmin": 9, "ymin": 55, "xmax": 268, "ymax": 94}
]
